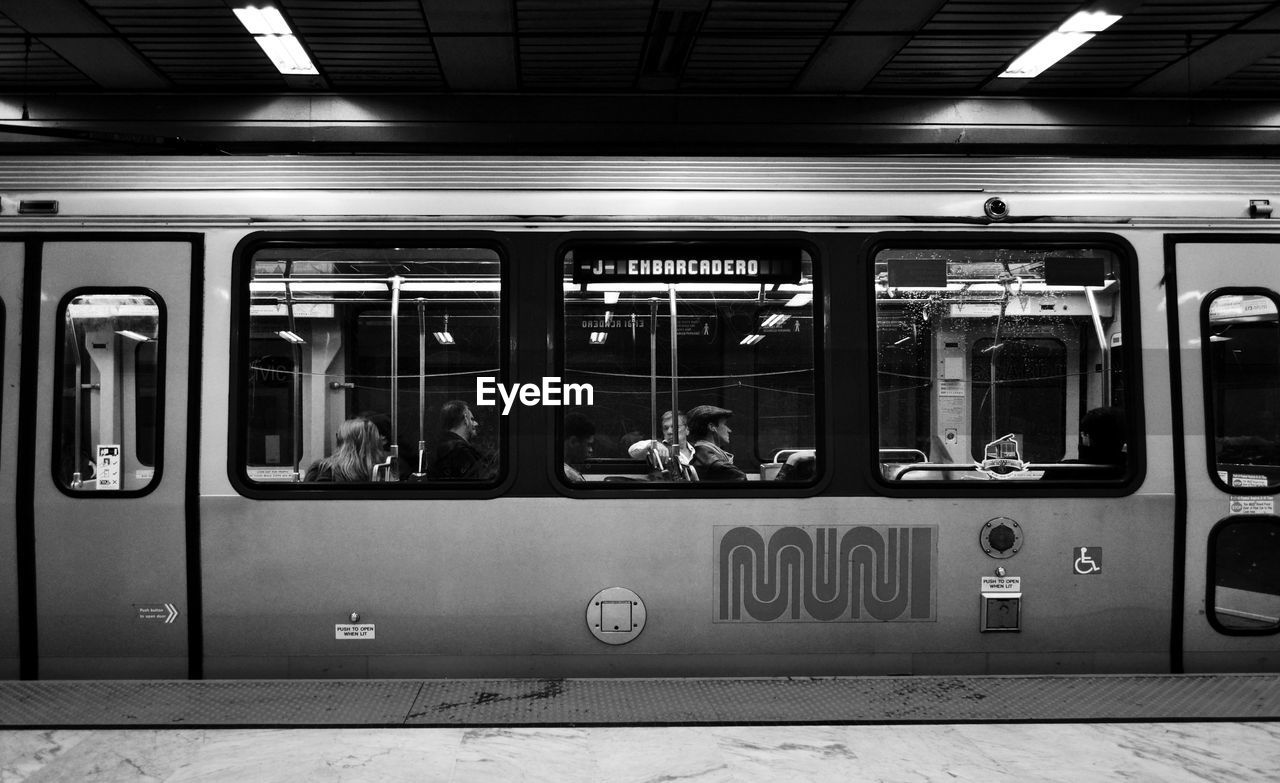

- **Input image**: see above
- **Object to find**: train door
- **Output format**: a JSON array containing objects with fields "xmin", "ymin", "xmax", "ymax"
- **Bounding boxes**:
[
  {"xmin": 871, "ymin": 239, "xmax": 1173, "ymax": 673},
  {"xmin": 0, "ymin": 243, "xmax": 21, "ymax": 678},
  {"xmin": 1172, "ymin": 239, "xmax": 1280, "ymax": 671},
  {"xmin": 24, "ymin": 238, "xmax": 196, "ymax": 678}
]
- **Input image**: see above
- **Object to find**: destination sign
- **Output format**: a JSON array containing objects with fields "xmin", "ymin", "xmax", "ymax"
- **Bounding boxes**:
[{"xmin": 572, "ymin": 244, "xmax": 802, "ymax": 284}]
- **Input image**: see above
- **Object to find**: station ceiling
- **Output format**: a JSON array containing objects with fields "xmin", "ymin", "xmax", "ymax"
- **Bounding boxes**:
[{"xmin": 3, "ymin": 0, "xmax": 1280, "ymax": 152}]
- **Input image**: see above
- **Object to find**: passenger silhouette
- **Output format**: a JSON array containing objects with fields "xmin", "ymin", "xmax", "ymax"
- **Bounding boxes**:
[
  {"xmin": 1042, "ymin": 406, "xmax": 1126, "ymax": 480},
  {"xmin": 304, "ymin": 417, "xmax": 388, "ymax": 482}
]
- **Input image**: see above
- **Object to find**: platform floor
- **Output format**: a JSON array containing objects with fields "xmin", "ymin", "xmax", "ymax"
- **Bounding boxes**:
[
  {"xmin": 1, "ymin": 673, "xmax": 1278, "ymax": 727},
  {"xmin": 4, "ymin": 723, "xmax": 1280, "ymax": 782},
  {"xmin": 2, "ymin": 675, "xmax": 1278, "ymax": 781}
]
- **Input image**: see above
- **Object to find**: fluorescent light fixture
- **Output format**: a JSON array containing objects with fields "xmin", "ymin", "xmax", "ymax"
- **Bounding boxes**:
[
  {"xmin": 739, "ymin": 334, "xmax": 764, "ymax": 346},
  {"xmin": 785, "ymin": 293, "xmax": 813, "ymax": 308},
  {"xmin": 68, "ymin": 303, "xmax": 159, "ymax": 318},
  {"xmin": 589, "ymin": 331, "xmax": 608, "ymax": 345},
  {"xmin": 603, "ymin": 291, "xmax": 620, "ymax": 305},
  {"xmin": 760, "ymin": 313, "xmax": 791, "ymax": 330},
  {"xmin": 277, "ymin": 329, "xmax": 306, "ymax": 344},
  {"xmin": 251, "ymin": 280, "xmax": 502, "ymax": 293},
  {"xmin": 999, "ymin": 10, "xmax": 1121, "ymax": 79},
  {"xmin": 255, "ymin": 35, "xmax": 318, "ymax": 75},
  {"xmin": 233, "ymin": 6, "xmax": 291, "ymax": 35},
  {"xmin": 250, "ymin": 281, "xmax": 387, "ymax": 294},
  {"xmin": 234, "ymin": 5, "xmax": 319, "ymax": 76},
  {"xmin": 400, "ymin": 281, "xmax": 502, "ymax": 292},
  {"xmin": 115, "ymin": 330, "xmax": 152, "ymax": 342}
]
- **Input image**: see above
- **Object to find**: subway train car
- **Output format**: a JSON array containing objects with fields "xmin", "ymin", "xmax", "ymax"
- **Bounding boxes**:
[{"xmin": 0, "ymin": 156, "xmax": 1277, "ymax": 680}]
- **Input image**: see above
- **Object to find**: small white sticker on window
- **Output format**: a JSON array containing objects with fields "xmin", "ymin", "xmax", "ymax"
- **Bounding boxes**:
[
  {"xmin": 1231, "ymin": 473, "xmax": 1269, "ymax": 488},
  {"xmin": 1229, "ymin": 496, "xmax": 1275, "ymax": 515},
  {"xmin": 247, "ymin": 467, "xmax": 299, "ymax": 482},
  {"xmin": 96, "ymin": 444, "xmax": 121, "ymax": 490}
]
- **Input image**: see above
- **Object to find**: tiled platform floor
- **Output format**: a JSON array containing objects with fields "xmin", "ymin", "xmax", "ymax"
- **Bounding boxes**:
[
  {"xmin": 1, "ymin": 675, "xmax": 1278, "ymax": 781},
  {"xmin": 1, "ymin": 674, "xmax": 1277, "ymax": 728},
  {"xmin": 4, "ymin": 722, "xmax": 1280, "ymax": 782}
]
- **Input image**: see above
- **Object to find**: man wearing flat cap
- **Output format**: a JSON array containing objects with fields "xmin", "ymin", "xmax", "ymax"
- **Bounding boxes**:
[{"xmin": 687, "ymin": 404, "xmax": 815, "ymax": 482}]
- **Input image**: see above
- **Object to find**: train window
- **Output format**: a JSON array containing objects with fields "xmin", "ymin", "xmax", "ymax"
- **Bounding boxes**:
[
  {"xmin": 1210, "ymin": 517, "xmax": 1280, "ymax": 633},
  {"xmin": 874, "ymin": 246, "xmax": 1131, "ymax": 484},
  {"xmin": 559, "ymin": 242, "xmax": 818, "ymax": 486},
  {"xmin": 1204, "ymin": 291, "xmax": 1280, "ymax": 491},
  {"xmin": 242, "ymin": 245, "xmax": 502, "ymax": 486},
  {"xmin": 54, "ymin": 292, "xmax": 164, "ymax": 493}
]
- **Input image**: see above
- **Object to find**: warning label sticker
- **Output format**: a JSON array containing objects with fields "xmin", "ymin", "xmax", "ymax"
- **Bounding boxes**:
[
  {"xmin": 1231, "ymin": 473, "xmax": 1269, "ymax": 488},
  {"xmin": 1229, "ymin": 497, "xmax": 1275, "ymax": 516}
]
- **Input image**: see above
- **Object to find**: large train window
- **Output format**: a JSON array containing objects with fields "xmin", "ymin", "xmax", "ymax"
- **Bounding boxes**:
[
  {"xmin": 559, "ymin": 241, "xmax": 818, "ymax": 486},
  {"xmin": 241, "ymin": 244, "xmax": 503, "ymax": 486},
  {"xmin": 874, "ymin": 246, "xmax": 1132, "ymax": 484},
  {"xmin": 54, "ymin": 291, "xmax": 164, "ymax": 494},
  {"xmin": 1204, "ymin": 290, "xmax": 1280, "ymax": 491},
  {"xmin": 1209, "ymin": 517, "xmax": 1280, "ymax": 634}
]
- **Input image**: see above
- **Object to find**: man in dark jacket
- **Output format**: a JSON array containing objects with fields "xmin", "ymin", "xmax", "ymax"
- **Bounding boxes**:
[{"xmin": 431, "ymin": 400, "xmax": 494, "ymax": 479}]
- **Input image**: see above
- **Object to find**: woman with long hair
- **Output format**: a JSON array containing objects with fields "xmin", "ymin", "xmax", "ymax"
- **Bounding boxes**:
[{"xmin": 304, "ymin": 416, "xmax": 389, "ymax": 482}]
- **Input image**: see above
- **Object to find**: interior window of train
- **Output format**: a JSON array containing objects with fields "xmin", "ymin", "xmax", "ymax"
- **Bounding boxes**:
[
  {"xmin": 54, "ymin": 292, "xmax": 164, "ymax": 493},
  {"xmin": 1204, "ymin": 290, "xmax": 1280, "ymax": 492},
  {"xmin": 242, "ymin": 245, "xmax": 502, "ymax": 486},
  {"xmin": 559, "ymin": 242, "xmax": 818, "ymax": 486},
  {"xmin": 1210, "ymin": 517, "xmax": 1280, "ymax": 633},
  {"xmin": 873, "ymin": 247, "xmax": 1132, "ymax": 484}
]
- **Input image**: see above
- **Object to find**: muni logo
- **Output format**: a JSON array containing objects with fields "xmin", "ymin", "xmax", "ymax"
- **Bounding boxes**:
[{"xmin": 715, "ymin": 525, "xmax": 937, "ymax": 622}]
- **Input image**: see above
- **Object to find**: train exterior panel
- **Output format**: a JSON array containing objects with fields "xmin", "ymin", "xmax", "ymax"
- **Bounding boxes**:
[{"xmin": 0, "ymin": 157, "xmax": 1276, "ymax": 679}]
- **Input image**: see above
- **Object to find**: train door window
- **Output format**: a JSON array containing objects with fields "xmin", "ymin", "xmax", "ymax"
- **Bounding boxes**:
[
  {"xmin": 54, "ymin": 291, "xmax": 164, "ymax": 493},
  {"xmin": 559, "ymin": 242, "xmax": 818, "ymax": 486},
  {"xmin": 873, "ymin": 246, "xmax": 1133, "ymax": 484},
  {"xmin": 970, "ymin": 337, "xmax": 1067, "ymax": 463},
  {"xmin": 1209, "ymin": 518, "xmax": 1280, "ymax": 633},
  {"xmin": 240, "ymin": 244, "xmax": 503, "ymax": 487},
  {"xmin": 1204, "ymin": 291, "xmax": 1280, "ymax": 491}
]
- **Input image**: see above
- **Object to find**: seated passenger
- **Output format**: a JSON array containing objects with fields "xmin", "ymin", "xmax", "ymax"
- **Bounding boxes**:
[
  {"xmin": 431, "ymin": 400, "xmax": 496, "ymax": 480},
  {"xmin": 358, "ymin": 409, "xmax": 412, "ymax": 478},
  {"xmin": 686, "ymin": 405, "xmax": 815, "ymax": 482},
  {"xmin": 304, "ymin": 416, "xmax": 388, "ymax": 482},
  {"xmin": 1042, "ymin": 406, "xmax": 1126, "ymax": 480},
  {"xmin": 563, "ymin": 413, "xmax": 596, "ymax": 482},
  {"xmin": 627, "ymin": 410, "xmax": 694, "ymax": 467}
]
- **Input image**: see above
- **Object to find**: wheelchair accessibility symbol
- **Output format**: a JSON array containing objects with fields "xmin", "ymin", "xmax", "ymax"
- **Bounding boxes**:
[{"xmin": 1073, "ymin": 547, "xmax": 1102, "ymax": 575}]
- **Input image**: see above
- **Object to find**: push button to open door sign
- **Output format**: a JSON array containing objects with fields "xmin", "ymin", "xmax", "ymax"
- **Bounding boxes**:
[
  {"xmin": 1073, "ymin": 547, "xmax": 1102, "ymax": 575},
  {"xmin": 135, "ymin": 603, "xmax": 180, "ymax": 623}
]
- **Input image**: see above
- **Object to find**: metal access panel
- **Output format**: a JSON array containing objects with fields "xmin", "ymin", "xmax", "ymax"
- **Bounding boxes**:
[{"xmin": 30, "ymin": 239, "xmax": 194, "ymax": 678}]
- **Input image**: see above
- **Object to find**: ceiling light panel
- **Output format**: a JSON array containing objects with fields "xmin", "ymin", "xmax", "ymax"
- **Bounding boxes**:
[
  {"xmin": 234, "ymin": 5, "xmax": 319, "ymax": 75},
  {"xmin": 999, "ymin": 10, "xmax": 1122, "ymax": 79}
]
